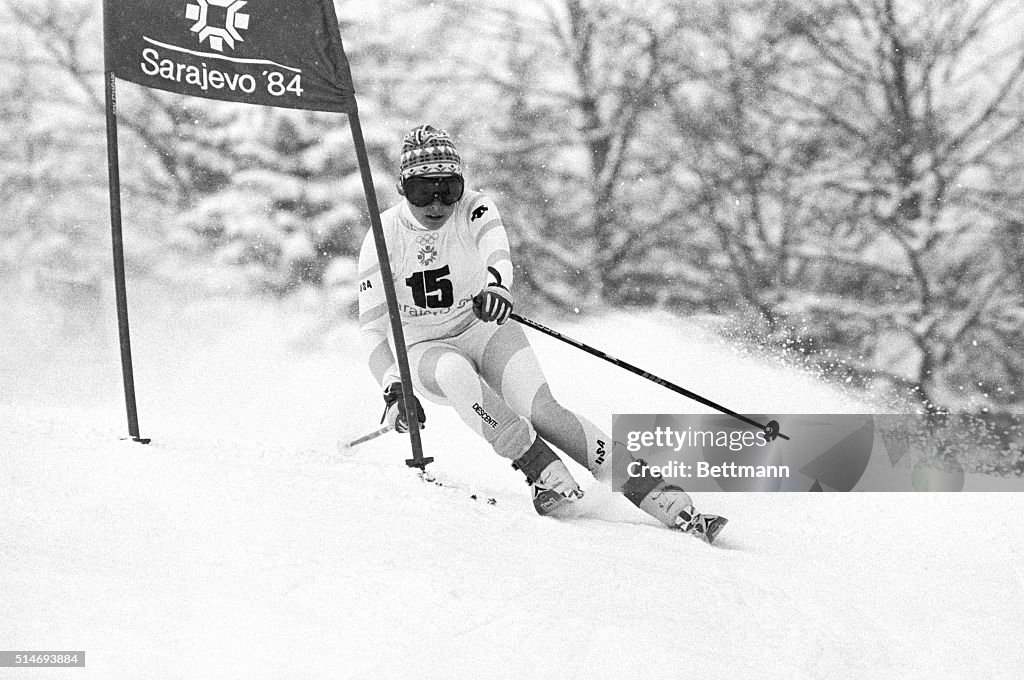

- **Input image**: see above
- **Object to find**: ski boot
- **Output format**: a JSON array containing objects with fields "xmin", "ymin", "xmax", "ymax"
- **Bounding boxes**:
[
  {"xmin": 513, "ymin": 436, "xmax": 584, "ymax": 515},
  {"xmin": 622, "ymin": 461, "xmax": 728, "ymax": 543}
]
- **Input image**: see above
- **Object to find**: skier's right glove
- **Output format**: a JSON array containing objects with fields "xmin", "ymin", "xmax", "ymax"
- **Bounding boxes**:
[{"xmin": 381, "ymin": 382, "xmax": 426, "ymax": 433}]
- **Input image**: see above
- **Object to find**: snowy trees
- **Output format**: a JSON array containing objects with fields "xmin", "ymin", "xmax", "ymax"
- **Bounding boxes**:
[
  {"xmin": 1, "ymin": 0, "xmax": 120, "ymax": 309},
  {"xmin": 1, "ymin": 0, "xmax": 234, "ymax": 292},
  {"xmin": 631, "ymin": 0, "xmax": 1024, "ymax": 417},
  {"xmin": 658, "ymin": 1, "xmax": 820, "ymax": 319},
  {"xmin": 416, "ymin": 0, "xmax": 689, "ymax": 307},
  {"xmin": 767, "ymin": 0, "xmax": 1024, "ymax": 414},
  {"xmin": 179, "ymin": 109, "xmax": 368, "ymax": 296}
]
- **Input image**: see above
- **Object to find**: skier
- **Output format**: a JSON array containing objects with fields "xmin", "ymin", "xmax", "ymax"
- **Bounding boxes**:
[{"xmin": 357, "ymin": 124, "xmax": 724, "ymax": 540}]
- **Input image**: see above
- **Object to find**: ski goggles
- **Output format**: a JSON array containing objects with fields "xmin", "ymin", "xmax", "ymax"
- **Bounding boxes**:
[{"xmin": 403, "ymin": 174, "xmax": 465, "ymax": 207}]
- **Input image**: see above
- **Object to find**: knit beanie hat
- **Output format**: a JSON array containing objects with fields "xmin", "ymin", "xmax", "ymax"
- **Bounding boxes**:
[{"xmin": 400, "ymin": 125, "xmax": 462, "ymax": 180}]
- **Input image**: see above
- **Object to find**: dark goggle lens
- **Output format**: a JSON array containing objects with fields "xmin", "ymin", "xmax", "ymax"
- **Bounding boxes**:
[{"xmin": 404, "ymin": 175, "xmax": 465, "ymax": 207}]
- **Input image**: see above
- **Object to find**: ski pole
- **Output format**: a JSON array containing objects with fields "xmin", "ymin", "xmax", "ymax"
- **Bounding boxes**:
[
  {"xmin": 338, "ymin": 424, "xmax": 393, "ymax": 454},
  {"xmin": 510, "ymin": 313, "xmax": 789, "ymax": 441}
]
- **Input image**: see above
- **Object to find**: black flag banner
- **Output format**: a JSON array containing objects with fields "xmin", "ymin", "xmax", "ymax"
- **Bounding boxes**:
[{"xmin": 104, "ymin": 0, "xmax": 356, "ymax": 112}]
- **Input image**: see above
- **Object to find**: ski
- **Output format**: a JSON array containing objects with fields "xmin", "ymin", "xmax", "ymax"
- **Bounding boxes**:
[{"xmin": 415, "ymin": 467, "xmax": 729, "ymax": 540}]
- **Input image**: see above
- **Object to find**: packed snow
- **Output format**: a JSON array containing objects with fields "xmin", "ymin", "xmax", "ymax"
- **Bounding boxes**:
[{"xmin": 2, "ymin": 286, "xmax": 1022, "ymax": 679}]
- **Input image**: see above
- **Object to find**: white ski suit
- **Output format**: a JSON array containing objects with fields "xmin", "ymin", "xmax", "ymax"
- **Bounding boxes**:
[{"xmin": 357, "ymin": 190, "xmax": 612, "ymax": 477}]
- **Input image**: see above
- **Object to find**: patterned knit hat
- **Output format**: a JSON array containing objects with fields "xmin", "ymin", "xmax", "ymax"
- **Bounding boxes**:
[{"xmin": 400, "ymin": 125, "xmax": 462, "ymax": 180}]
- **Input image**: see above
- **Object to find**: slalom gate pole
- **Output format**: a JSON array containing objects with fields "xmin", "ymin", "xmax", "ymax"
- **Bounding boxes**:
[
  {"xmin": 103, "ymin": 62, "xmax": 148, "ymax": 444},
  {"xmin": 346, "ymin": 107, "xmax": 432, "ymax": 469},
  {"xmin": 510, "ymin": 313, "xmax": 789, "ymax": 441}
]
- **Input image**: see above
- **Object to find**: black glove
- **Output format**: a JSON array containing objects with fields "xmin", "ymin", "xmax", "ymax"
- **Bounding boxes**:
[
  {"xmin": 380, "ymin": 382, "xmax": 426, "ymax": 433},
  {"xmin": 472, "ymin": 284, "xmax": 513, "ymax": 324}
]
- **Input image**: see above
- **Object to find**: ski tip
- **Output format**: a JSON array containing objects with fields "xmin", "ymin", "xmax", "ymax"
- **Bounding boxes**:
[
  {"xmin": 703, "ymin": 516, "xmax": 728, "ymax": 545},
  {"xmin": 676, "ymin": 514, "xmax": 729, "ymax": 544}
]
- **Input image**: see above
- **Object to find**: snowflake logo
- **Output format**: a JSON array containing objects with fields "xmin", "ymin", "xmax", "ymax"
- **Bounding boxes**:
[
  {"xmin": 185, "ymin": 0, "xmax": 250, "ymax": 52},
  {"xmin": 417, "ymin": 245, "xmax": 438, "ymax": 266}
]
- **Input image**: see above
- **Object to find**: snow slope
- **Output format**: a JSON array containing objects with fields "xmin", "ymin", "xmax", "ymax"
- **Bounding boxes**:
[{"xmin": 2, "ymin": 289, "xmax": 1023, "ymax": 679}]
